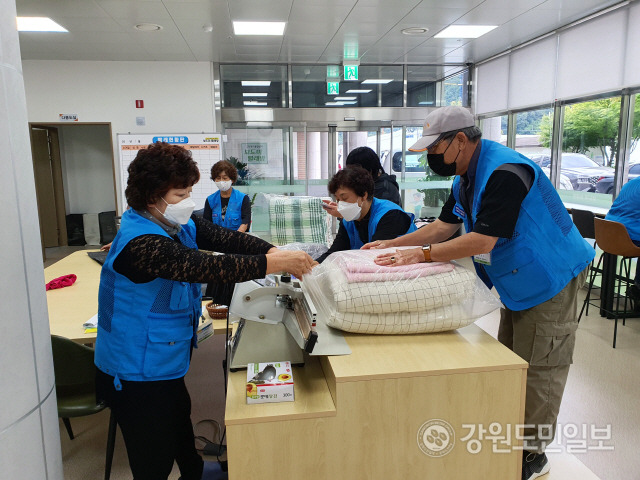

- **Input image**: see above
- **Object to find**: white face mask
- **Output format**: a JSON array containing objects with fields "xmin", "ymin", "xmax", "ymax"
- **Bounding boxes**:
[
  {"xmin": 215, "ymin": 180, "xmax": 232, "ymax": 192},
  {"xmin": 337, "ymin": 200, "xmax": 362, "ymax": 222},
  {"xmin": 161, "ymin": 197, "xmax": 196, "ymax": 225}
]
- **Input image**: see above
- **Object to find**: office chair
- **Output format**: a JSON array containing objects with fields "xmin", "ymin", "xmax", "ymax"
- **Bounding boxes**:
[
  {"xmin": 579, "ymin": 219, "xmax": 640, "ymax": 347},
  {"xmin": 51, "ymin": 335, "xmax": 117, "ymax": 480}
]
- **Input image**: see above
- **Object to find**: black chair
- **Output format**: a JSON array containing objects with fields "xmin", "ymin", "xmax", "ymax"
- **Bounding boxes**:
[
  {"xmin": 579, "ymin": 219, "xmax": 640, "ymax": 347},
  {"xmin": 572, "ymin": 209, "xmax": 602, "ymax": 321},
  {"xmin": 51, "ymin": 335, "xmax": 117, "ymax": 480}
]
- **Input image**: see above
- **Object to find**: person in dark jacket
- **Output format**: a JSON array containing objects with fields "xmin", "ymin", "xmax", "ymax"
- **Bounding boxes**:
[{"xmin": 346, "ymin": 146, "xmax": 402, "ymax": 206}]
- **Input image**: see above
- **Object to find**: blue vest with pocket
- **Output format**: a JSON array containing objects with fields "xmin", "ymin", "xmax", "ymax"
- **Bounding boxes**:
[
  {"xmin": 605, "ymin": 176, "xmax": 640, "ymax": 242},
  {"xmin": 343, "ymin": 197, "xmax": 417, "ymax": 250},
  {"xmin": 94, "ymin": 209, "xmax": 202, "ymax": 389},
  {"xmin": 207, "ymin": 188, "xmax": 247, "ymax": 231},
  {"xmin": 452, "ymin": 139, "xmax": 594, "ymax": 311}
]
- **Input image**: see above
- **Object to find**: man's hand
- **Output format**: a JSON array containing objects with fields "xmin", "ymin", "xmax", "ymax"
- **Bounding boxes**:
[
  {"xmin": 361, "ymin": 238, "xmax": 398, "ymax": 250},
  {"xmin": 374, "ymin": 247, "xmax": 423, "ymax": 266}
]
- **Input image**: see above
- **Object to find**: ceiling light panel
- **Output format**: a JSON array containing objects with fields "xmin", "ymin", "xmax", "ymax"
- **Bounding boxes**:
[
  {"xmin": 345, "ymin": 89, "xmax": 372, "ymax": 94},
  {"xmin": 434, "ymin": 25, "xmax": 497, "ymax": 38},
  {"xmin": 243, "ymin": 92, "xmax": 268, "ymax": 97},
  {"xmin": 17, "ymin": 17, "xmax": 68, "ymax": 32},
  {"xmin": 233, "ymin": 21, "xmax": 286, "ymax": 36},
  {"xmin": 361, "ymin": 79, "xmax": 393, "ymax": 84},
  {"xmin": 241, "ymin": 81, "xmax": 271, "ymax": 86}
]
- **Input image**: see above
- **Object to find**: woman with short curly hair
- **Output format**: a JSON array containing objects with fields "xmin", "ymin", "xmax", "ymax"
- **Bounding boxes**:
[
  {"xmin": 204, "ymin": 159, "xmax": 251, "ymax": 233},
  {"xmin": 316, "ymin": 165, "xmax": 417, "ymax": 263},
  {"xmin": 95, "ymin": 142, "xmax": 314, "ymax": 480}
]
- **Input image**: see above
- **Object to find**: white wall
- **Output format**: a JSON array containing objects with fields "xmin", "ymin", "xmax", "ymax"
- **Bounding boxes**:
[
  {"xmin": 22, "ymin": 60, "xmax": 216, "ymax": 213},
  {"xmin": 59, "ymin": 125, "xmax": 115, "ymax": 214}
]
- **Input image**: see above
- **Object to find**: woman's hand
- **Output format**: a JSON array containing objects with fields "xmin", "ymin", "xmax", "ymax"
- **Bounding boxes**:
[
  {"xmin": 322, "ymin": 200, "xmax": 342, "ymax": 219},
  {"xmin": 100, "ymin": 242, "xmax": 112, "ymax": 252},
  {"xmin": 361, "ymin": 238, "xmax": 397, "ymax": 250},
  {"xmin": 374, "ymin": 247, "xmax": 423, "ymax": 267},
  {"xmin": 266, "ymin": 250, "xmax": 316, "ymax": 279}
]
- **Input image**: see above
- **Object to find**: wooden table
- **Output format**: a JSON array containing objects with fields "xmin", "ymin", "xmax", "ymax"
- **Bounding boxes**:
[
  {"xmin": 225, "ymin": 324, "xmax": 528, "ymax": 480},
  {"xmin": 45, "ymin": 250, "xmax": 229, "ymax": 343}
]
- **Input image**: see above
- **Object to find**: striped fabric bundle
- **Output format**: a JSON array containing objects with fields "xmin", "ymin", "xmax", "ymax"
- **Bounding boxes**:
[{"xmin": 269, "ymin": 196, "xmax": 330, "ymax": 246}]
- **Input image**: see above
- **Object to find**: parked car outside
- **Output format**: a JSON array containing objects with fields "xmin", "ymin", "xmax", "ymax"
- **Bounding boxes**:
[
  {"xmin": 595, "ymin": 163, "xmax": 640, "ymax": 194},
  {"xmin": 528, "ymin": 153, "xmax": 613, "ymax": 191}
]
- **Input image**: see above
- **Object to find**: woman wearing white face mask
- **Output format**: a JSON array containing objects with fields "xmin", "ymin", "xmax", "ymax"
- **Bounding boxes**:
[
  {"xmin": 204, "ymin": 160, "xmax": 251, "ymax": 233},
  {"xmin": 95, "ymin": 142, "xmax": 315, "ymax": 480},
  {"xmin": 316, "ymin": 165, "xmax": 417, "ymax": 263}
]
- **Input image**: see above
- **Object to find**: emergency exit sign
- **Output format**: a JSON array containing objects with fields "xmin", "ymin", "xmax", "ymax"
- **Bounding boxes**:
[
  {"xmin": 327, "ymin": 82, "xmax": 339, "ymax": 95},
  {"xmin": 344, "ymin": 65, "xmax": 358, "ymax": 81}
]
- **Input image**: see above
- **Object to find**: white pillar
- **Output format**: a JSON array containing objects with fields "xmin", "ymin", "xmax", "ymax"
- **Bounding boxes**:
[{"xmin": 0, "ymin": 1, "xmax": 64, "ymax": 478}]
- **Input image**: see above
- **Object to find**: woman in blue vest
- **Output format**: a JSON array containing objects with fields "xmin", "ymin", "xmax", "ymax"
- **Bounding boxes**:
[
  {"xmin": 95, "ymin": 142, "xmax": 314, "ymax": 480},
  {"xmin": 204, "ymin": 160, "xmax": 251, "ymax": 232},
  {"xmin": 316, "ymin": 165, "xmax": 416, "ymax": 263}
]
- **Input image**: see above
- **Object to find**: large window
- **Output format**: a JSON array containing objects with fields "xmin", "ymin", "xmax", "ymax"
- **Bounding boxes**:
[
  {"xmin": 556, "ymin": 97, "xmax": 619, "ymax": 207},
  {"xmin": 220, "ymin": 65, "xmax": 288, "ymax": 108},
  {"xmin": 480, "ymin": 115, "xmax": 507, "ymax": 143},
  {"xmin": 292, "ymin": 65, "xmax": 402, "ymax": 108},
  {"xmin": 514, "ymin": 108, "xmax": 561, "ymax": 187},
  {"xmin": 408, "ymin": 68, "xmax": 468, "ymax": 107}
]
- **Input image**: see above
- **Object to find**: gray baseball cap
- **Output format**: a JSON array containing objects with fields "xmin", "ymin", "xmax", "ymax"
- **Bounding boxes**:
[{"xmin": 409, "ymin": 106, "xmax": 475, "ymax": 152}]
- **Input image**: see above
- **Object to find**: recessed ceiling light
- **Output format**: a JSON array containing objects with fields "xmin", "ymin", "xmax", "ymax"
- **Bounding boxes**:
[
  {"xmin": 325, "ymin": 102, "xmax": 344, "ymax": 106},
  {"xmin": 17, "ymin": 17, "xmax": 68, "ymax": 32},
  {"xmin": 135, "ymin": 23, "xmax": 163, "ymax": 31},
  {"xmin": 346, "ymin": 89, "xmax": 372, "ymax": 94},
  {"xmin": 362, "ymin": 79, "xmax": 393, "ymax": 84},
  {"xmin": 334, "ymin": 97, "xmax": 356, "ymax": 101},
  {"xmin": 233, "ymin": 21, "xmax": 286, "ymax": 36},
  {"xmin": 419, "ymin": 101, "xmax": 435, "ymax": 105},
  {"xmin": 435, "ymin": 25, "xmax": 497, "ymax": 38},
  {"xmin": 401, "ymin": 27, "xmax": 429, "ymax": 35},
  {"xmin": 243, "ymin": 93, "xmax": 268, "ymax": 97},
  {"xmin": 244, "ymin": 101, "xmax": 268, "ymax": 106},
  {"xmin": 241, "ymin": 81, "xmax": 271, "ymax": 87}
]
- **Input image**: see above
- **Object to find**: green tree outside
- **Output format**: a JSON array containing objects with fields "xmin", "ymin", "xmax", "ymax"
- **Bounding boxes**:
[{"xmin": 539, "ymin": 97, "xmax": 640, "ymax": 167}]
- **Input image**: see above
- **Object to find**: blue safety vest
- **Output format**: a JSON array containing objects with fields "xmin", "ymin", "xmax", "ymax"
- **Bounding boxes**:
[
  {"xmin": 94, "ymin": 209, "xmax": 202, "ymax": 389},
  {"xmin": 452, "ymin": 139, "xmax": 594, "ymax": 311},
  {"xmin": 207, "ymin": 188, "xmax": 247, "ymax": 230},
  {"xmin": 606, "ymin": 176, "xmax": 640, "ymax": 242},
  {"xmin": 343, "ymin": 197, "xmax": 417, "ymax": 249}
]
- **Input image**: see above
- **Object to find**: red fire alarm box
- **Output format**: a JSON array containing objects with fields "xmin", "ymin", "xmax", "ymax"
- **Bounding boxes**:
[{"xmin": 135, "ymin": 100, "xmax": 144, "ymax": 108}]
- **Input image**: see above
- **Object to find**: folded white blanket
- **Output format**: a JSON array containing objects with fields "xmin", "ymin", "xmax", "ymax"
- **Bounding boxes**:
[
  {"xmin": 328, "ymin": 305, "xmax": 477, "ymax": 334},
  {"xmin": 330, "ymin": 264, "xmax": 477, "ymax": 314}
]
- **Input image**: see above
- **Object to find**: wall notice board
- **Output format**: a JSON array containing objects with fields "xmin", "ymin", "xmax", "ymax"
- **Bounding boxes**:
[{"xmin": 117, "ymin": 133, "xmax": 222, "ymax": 212}]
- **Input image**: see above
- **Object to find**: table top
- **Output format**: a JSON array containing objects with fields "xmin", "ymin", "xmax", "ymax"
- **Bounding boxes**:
[
  {"xmin": 565, "ymin": 203, "xmax": 609, "ymax": 218},
  {"xmin": 45, "ymin": 250, "xmax": 229, "ymax": 343}
]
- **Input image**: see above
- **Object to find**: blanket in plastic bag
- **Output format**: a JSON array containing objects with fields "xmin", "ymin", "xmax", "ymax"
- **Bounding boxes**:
[{"xmin": 304, "ymin": 248, "xmax": 501, "ymax": 334}]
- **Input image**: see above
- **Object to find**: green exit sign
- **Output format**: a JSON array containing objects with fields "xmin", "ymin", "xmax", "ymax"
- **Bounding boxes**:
[
  {"xmin": 327, "ymin": 82, "xmax": 339, "ymax": 95},
  {"xmin": 344, "ymin": 65, "xmax": 358, "ymax": 81}
]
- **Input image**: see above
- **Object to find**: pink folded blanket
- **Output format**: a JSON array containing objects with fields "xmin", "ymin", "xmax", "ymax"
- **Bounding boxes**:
[{"xmin": 341, "ymin": 249, "xmax": 454, "ymax": 283}]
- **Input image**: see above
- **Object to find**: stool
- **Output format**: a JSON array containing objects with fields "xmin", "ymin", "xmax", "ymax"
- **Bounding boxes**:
[
  {"xmin": 580, "ymin": 218, "xmax": 640, "ymax": 347},
  {"xmin": 572, "ymin": 209, "xmax": 601, "ymax": 319}
]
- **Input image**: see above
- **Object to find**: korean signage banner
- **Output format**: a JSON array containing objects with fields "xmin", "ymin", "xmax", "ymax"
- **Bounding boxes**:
[{"xmin": 242, "ymin": 143, "xmax": 268, "ymax": 164}]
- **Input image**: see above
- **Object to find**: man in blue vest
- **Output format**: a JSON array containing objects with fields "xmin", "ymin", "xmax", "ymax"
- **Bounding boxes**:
[
  {"xmin": 364, "ymin": 106, "xmax": 594, "ymax": 480},
  {"xmin": 605, "ymin": 175, "xmax": 640, "ymax": 306}
]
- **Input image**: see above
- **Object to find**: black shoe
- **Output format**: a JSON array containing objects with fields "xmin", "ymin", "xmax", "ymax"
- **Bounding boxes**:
[{"xmin": 522, "ymin": 451, "xmax": 550, "ymax": 480}]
